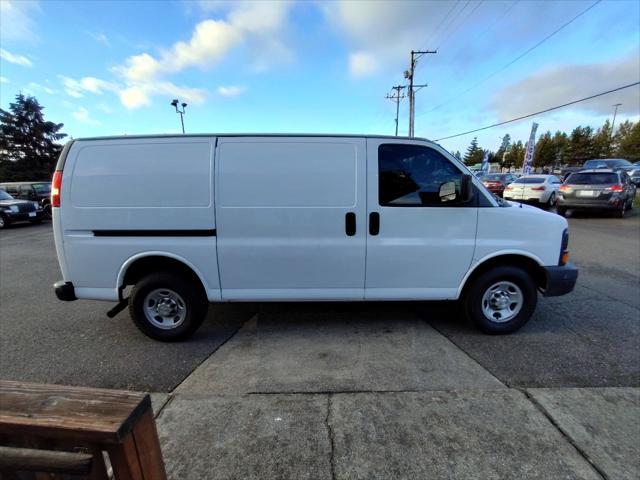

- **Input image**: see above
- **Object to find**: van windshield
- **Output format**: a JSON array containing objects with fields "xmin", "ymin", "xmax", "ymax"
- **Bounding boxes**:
[{"xmin": 566, "ymin": 173, "xmax": 618, "ymax": 185}]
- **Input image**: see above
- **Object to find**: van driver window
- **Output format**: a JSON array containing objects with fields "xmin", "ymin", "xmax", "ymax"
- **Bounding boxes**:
[{"xmin": 378, "ymin": 144, "xmax": 464, "ymax": 206}]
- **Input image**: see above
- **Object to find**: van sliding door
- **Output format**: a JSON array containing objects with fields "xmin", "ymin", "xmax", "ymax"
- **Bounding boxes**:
[{"xmin": 215, "ymin": 137, "xmax": 367, "ymax": 300}]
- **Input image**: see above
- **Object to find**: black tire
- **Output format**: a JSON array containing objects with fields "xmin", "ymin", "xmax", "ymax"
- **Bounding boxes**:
[
  {"xmin": 464, "ymin": 266, "xmax": 537, "ymax": 334},
  {"xmin": 545, "ymin": 192, "xmax": 556, "ymax": 209},
  {"xmin": 43, "ymin": 204, "xmax": 52, "ymax": 219},
  {"xmin": 129, "ymin": 272, "xmax": 208, "ymax": 341},
  {"xmin": 615, "ymin": 202, "xmax": 626, "ymax": 218},
  {"xmin": 556, "ymin": 207, "xmax": 567, "ymax": 217},
  {"xmin": 0, "ymin": 213, "xmax": 9, "ymax": 230}
]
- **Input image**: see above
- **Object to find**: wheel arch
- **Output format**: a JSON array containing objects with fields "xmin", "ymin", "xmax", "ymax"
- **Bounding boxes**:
[
  {"xmin": 458, "ymin": 251, "xmax": 547, "ymax": 299},
  {"xmin": 117, "ymin": 252, "xmax": 209, "ymax": 301}
]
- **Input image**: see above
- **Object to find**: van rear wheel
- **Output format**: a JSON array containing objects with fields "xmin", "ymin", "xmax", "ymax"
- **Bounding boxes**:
[
  {"xmin": 129, "ymin": 273, "xmax": 208, "ymax": 341},
  {"xmin": 465, "ymin": 266, "xmax": 537, "ymax": 334}
]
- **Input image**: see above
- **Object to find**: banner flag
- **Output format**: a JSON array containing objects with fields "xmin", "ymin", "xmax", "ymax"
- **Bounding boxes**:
[
  {"xmin": 481, "ymin": 150, "xmax": 490, "ymax": 172},
  {"xmin": 522, "ymin": 122, "xmax": 539, "ymax": 175}
]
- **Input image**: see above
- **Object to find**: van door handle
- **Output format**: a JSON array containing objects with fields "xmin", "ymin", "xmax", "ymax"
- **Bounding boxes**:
[
  {"xmin": 369, "ymin": 212, "xmax": 380, "ymax": 236},
  {"xmin": 345, "ymin": 212, "xmax": 356, "ymax": 236}
]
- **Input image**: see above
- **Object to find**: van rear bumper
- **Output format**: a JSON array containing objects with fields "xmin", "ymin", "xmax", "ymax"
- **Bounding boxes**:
[
  {"xmin": 54, "ymin": 281, "xmax": 77, "ymax": 301},
  {"xmin": 542, "ymin": 263, "xmax": 578, "ymax": 297}
]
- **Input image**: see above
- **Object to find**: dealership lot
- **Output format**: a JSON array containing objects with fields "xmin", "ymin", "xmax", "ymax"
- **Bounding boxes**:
[{"xmin": 1, "ymin": 212, "xmax": 638, "ymax": 478}]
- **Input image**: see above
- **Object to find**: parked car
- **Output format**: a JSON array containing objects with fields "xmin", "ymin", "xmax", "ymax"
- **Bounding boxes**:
[
  {"xmin": 560, "ymin": 166, "xmax": 582, "ymax": 182},
  {"xmin": 0, "ymin": 189, "xmax": 44, "ymax": 229},
  {"xmin": 582, "ymin": 158, "xmax": 634, "ymax": 174},
  {"xmin": 478, "ymin": 173, "xmax": 518, "ymax": 197},
  {"xmin": 51, "ymin": 134, "xmax": 577, "ymax": 340},
  {"xmin": 629, "ymin": 162, "xmax": 640, "ymax": 186},
  {"xmin": 0, "ymin": 181, "xmax": 52, "ymax": 218},
  {"xmin": 557, "ymin": 169, "xmax": 636, "ymax": 218},
  {"xmin": 503, "ymin": 175, "xmax": 562, "ymax": 208}
]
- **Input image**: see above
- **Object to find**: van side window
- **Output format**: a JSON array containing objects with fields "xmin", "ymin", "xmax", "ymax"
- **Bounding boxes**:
[{"xmin": 378, "ymin": 144, "xmax": 465, "ymax": 207}]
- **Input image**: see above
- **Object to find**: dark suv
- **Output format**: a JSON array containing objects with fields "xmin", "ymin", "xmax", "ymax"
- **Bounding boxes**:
[
  {"xmin": 557, "ymin": 169, "xmax": 636, "ymax": 218},
  {"xmin": 0, "ymin": 189, "xmax": 44, "ymax": 229},
  {"xmin": 0, "ymin": 182, "xmax": 52, "ymax": 218},
  {"xmin": 582, "ymin": 158, "xmax": 634, "ymax": 174}
]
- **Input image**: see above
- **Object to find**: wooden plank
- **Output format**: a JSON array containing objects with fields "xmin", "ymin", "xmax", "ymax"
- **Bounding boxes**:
[
  {"xmin": 106, "ymin": 433, "xmax": 143, "ymax": 480},
  {"xmin": 0, "ymin": 446, "xmax": 93, "ymax": 475},
  {"xmin": 0, "ymin": 381, "xmax": 149, "ymax": 444},
  {"xmin": 131, "ymin": 410, "xmax": 167, "ymax": 480}
]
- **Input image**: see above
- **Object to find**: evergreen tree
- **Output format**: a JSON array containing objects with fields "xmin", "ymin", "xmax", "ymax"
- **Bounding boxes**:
[
  {"xmin": 0, "ymin": 93, "xmax": 67, "ymax": 181},
  {"xmin": 565, "ymin": 126, "xmax": 594, "ymax": 164},
  {"xmin": 504, "ymin": 140, "xmax": 525, "ymax": 169},
  {"xmin": 615, "ymin": 120, "xmax": 640, "ymax": 161},
  {"xmin": 495, "ymin": 134, "xmax": 511, "ymax": 165},
  {"xmin": 452, "ymin": 150, "xmax": 462, "ymax": 161},
  {"xmin": 552, "ymin": 131, "xmax": 569, "ymax": 165},
  {"xmin": 463, "ymin": 137, "xmax": 484, "ymax": 166},
  {"xmin": 533, "ymin": 131, "xmax": 555, "ymax": 168},
  {"xmin": 591, "ymin": 120, "xmax": 613, "ymax": 159}
]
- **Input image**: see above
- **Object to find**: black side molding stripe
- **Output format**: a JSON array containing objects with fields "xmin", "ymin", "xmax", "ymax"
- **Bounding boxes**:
[{"xmin": 93, "ymin": 229, "xmax": 216, "ymax": 237}]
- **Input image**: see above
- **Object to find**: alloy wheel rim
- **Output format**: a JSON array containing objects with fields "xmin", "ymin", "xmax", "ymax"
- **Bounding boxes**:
[
  {"xmin": 481, "ymin": 281, "xmax": 523, "ymax": 323},
  {"xmin": 143, "ymin": 288, "xmax": 187, "ymax": 330}
]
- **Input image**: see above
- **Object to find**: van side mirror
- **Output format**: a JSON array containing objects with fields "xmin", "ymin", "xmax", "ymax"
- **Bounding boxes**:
[{"xmin": 461, "ymin": 174, "xmax": 473, "ymax": 203}]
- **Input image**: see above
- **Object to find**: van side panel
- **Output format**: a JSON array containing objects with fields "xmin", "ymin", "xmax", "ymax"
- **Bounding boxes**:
[
  {"xmin": 59, "ymin": 138, "xmax": 221, "ymax": 301},
  {"xmin": 215, "ymin": 137, "xmax": 367, "ymax": 300}
]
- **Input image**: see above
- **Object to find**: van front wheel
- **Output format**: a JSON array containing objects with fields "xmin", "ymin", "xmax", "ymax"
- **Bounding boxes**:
[
  {"xmin": 129, "ymin": 273, "xmax": 208, "ymax": 341},
  {"xmin": 465, "ymin": 266, "xmax": 537, "ymax": 334}
]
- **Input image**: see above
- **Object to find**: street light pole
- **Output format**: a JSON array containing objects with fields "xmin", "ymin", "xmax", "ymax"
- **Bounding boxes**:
[
  {"xmin": 611, "ymin": 103, "xmax": 622, "ymax": 138},
  {"xmin": 171, "ymin": 99, "xmax": 188, "ymax": 134}
]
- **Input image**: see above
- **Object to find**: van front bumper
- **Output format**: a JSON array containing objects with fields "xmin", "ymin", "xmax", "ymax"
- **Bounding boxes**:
[
  {"xmin": 54, "ymin": 281, "xmax": 77, "ymax": 301},
  {"xmin": 542, "ymin": 263, "xmax": 578, "ymax": 297}
]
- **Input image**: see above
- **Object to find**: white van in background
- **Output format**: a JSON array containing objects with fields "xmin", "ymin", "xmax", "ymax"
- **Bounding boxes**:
[{"xmin": 52, "ymin": 134, "xmax": 577, "ymax": 341}]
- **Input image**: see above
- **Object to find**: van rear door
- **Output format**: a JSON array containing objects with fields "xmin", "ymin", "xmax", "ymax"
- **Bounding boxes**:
[
  {"xmin": 215, "ymin": 137, "xmax": 367, "ymax": 300},
  {"xmin": 364, "ymin": 138, "xmax": 478, "ymax": 300}
]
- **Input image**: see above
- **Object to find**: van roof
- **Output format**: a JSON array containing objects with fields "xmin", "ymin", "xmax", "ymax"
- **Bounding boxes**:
[{"xmin": 73, "ymin": 133, "xmax": 434, "ymax": 143}]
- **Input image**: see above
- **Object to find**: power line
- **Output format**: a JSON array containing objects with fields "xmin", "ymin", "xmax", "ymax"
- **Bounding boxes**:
[
  {"xmin": 420, "ymin": 0, "xmax": 461, "ymax": 51},
  {"xmin": 421, "ymin": 0, "xmax": 603, "ymax": 116},
  {"xmin": 435, "ymin": 0, "xmax": 485, "ymax": 51},
  {"xmin": 434, "ymin": 81, "xmax": 639, "ymax": 141}
]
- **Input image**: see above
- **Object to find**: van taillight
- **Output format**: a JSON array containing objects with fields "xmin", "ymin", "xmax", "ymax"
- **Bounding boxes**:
[{"xmin": 52, "ymin": 171, "xmax": 62, "ymax": 207}]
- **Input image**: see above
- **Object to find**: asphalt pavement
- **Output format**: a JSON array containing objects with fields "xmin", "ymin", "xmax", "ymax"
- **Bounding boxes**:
[{"xmin": 1, "ymin": 209, "xmax": 638, "ymax": 479}]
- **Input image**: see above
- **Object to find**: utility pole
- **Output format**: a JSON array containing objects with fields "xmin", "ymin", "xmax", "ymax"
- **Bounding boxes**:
[
  {"xmin": 404, "ymin": 49, "xmax": 436, "ymax": 137},
  {"xmin": 386, "ymin": 85, "xmax": 406, "ymax": 136},
  {"xmin": 611, "ymin": 103, "xmax": 622, "ymax": 138}
]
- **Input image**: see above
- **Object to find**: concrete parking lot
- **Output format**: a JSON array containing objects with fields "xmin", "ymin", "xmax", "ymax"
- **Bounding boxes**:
[{"xmin": 1, "ymin": 210, "xmax": 639, "ymax": 479}]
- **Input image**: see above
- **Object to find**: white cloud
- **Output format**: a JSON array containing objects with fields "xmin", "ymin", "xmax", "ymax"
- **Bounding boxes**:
[
  {"xmin": 26, "ymin": 82, "xmax": 56, "ymax": 95},
  {"xmin": 59, "ymin": 76, "xmax": 118, "ymax": 98},
  {"xmin": 0, "ymin": 77, "xmax": 8, "ymax": 84},
  {"xmin": 96, "ymin": 102, "xmax": 113, "ymax": 114},
  {"xmin": 0, "ymin": 48, "xmax": 33, "ymax": 67},
  {"xmin": 110, "ymin": 2, "xmax": 292, "ymax": 109},
  {"xmin": 72, "ymin": 107, "xmax": 101, "ymax": 125},
  {"xmin": 119, "ymin": 82, "xmax": 207, "ymax": 110},
  {"xmin": 322, "ymin": 1, "xmax": 449, "ymax": 78},
  {"xmin": 349, "ymin": 51, "xmax": 378, "ymax": 77},
  {"xmin": 491, "ymin": 51, "xmax": 640, "ymax": 120},
  {"xmin": 217, "ymin": 85, "xmax": 246, "ymax": 98},
  {"xmin": 0, "ymin": 0, "xmax": 39, "ymax": 44},
  {"xmin": 88, "ymin": 32, "xmax": 110, "ymax": 47}
]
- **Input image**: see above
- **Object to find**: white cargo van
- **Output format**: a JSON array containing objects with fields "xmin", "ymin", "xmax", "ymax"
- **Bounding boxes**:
[{"xmin": 52, "ymin": 135, "xmax": 577, "ymax": 341}]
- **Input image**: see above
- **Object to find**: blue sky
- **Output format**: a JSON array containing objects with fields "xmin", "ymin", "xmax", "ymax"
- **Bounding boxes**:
[{"xmin": 1, "ymin": 0, "xmax": 638, "ymax": 154}]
